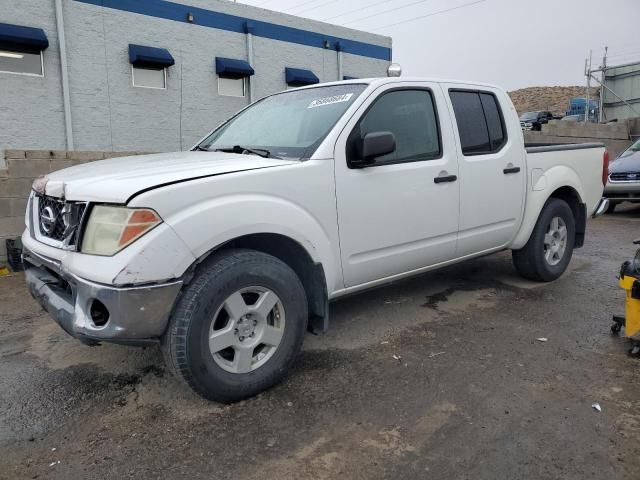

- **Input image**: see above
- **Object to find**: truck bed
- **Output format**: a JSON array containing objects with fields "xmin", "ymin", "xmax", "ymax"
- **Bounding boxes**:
[{"xmin": 525, "ymin": 142, "xmax": 605, "ymax": 153}]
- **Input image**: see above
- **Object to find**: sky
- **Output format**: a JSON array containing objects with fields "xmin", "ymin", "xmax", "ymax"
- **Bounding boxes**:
[{"xmin": 238, "ymin": 0, "xmax": 640, "ymax": 91}]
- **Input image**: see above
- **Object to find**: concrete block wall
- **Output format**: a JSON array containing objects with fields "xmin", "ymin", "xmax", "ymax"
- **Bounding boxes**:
[
  {"xmin": 527, "ymin": 117, "xmax": 638, "ymax": 159},
  {"xmin": 524, "ymin": 132, "xmax": 632, "ymax": 160},
  {"xmin": 541, "ymin": 120, "xmax": 630, "ymax": 140},
  {"xmin": 0, "ymin": 150, "xmax": 143, "ymax": 264}
]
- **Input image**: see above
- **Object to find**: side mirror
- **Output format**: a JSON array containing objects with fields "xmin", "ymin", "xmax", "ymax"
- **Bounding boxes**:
[{"xmin": 355, "ymin": 131, "xmax": 395, "ymax": 167}]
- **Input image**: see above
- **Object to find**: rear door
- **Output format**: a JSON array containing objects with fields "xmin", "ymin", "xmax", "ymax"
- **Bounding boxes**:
[
  {"xmin": 334, "ymin": 82, "xmax": 460, "ymax": 287},
  {"xmin": 444, "ymin": 86, "xmax": 526, "ymax": 256}
]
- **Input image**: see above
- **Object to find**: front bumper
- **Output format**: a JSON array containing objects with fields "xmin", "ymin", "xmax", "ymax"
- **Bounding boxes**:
[
  {"xmin": 604, "ymin": 180, "xmax": 640, "ymax": 202},
  {"xmin": 23, "ymin": 248, "xmax": 183, "ymax": 346}
]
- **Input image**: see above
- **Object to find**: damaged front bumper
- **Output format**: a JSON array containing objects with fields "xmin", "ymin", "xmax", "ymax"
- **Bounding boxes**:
[{"xmin": 23, "ymin": 248, "xmax": 182, "ymax": 346}]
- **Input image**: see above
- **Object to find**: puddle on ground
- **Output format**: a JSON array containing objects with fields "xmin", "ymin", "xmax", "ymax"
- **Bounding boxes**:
[{"xmin": 423, "ymin": 287, "xmax": 499, "ymax": 314}]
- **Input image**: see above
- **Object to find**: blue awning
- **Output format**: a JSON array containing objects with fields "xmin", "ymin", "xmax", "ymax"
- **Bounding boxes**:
[
  {"xmin": 285, "ymin": 67, "xmax": 319, "ymax": 87},
  {"xmin": 128, "ymin": 44, "xmax": 175, "ymax": 68},
  {"xmin": 215, "ymin": 57, "xmax": 254, "ymax": 78},
  {"xmin": 0, "ymin": 22, "xmax": 48, "ymax": 53}
]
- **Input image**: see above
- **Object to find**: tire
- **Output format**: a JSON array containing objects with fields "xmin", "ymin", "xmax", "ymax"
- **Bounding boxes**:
[
  {"xmin": 161, "ymin": 249, "xmax": 308, "ymax": 403},
  {"xmin": 512, "ymin": 198, "xmax": 576, "ymax": 282},
  {"xmin": 606, "ymin": 201, "xmax": 618, "ymax": 214}
]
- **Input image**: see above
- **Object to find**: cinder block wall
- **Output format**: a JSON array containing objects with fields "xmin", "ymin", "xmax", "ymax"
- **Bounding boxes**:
[
  {"xmin": 524, "ymin": 132, "xmax": 632, "ymax": 160},
  {"xmin": 0, "ymin": 150, "xmax": 142, "ymax": 264},
  {"xmin": 541, "ymin": 120, "xmax": 630, "ymax": 140},
  {"xmin": 526, "ymin": 119, "xmax": 634, "ymax": 159}
]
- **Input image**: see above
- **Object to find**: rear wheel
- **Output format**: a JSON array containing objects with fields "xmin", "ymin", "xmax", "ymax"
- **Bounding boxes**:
[
  {"xmin": 512, "ymin": 198, "xmax": 576, "ymax": 282},
  {"xmin": 162, "ymin": 249, "xmax": 308, "ymax": 403}
]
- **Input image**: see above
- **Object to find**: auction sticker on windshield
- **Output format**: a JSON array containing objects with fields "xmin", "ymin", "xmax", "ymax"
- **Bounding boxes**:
[{"xmin": 308, "ymin": 93, "xmax": 354, "ymax": 109}]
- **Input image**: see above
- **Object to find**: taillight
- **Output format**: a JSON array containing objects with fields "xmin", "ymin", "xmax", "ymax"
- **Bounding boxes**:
[{"xmin": 602, "ymin": 150, "xmax": 610, "ymax": 186}]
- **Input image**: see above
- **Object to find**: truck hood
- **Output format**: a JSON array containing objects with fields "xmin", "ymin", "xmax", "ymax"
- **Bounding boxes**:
[{"xmin": 42, "ymin": 151, "xmax": 296, "ymax": 203}]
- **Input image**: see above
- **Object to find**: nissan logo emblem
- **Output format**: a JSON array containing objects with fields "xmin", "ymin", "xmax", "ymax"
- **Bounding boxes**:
[{"xmin": 40, "ymin": 206, "xmax": 57, "ymax": 234}]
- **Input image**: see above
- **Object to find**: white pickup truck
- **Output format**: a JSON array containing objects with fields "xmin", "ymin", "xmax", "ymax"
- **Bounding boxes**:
[{"xmin": 22, "ymin": 77, "xmax": 609, "ymax": 402}]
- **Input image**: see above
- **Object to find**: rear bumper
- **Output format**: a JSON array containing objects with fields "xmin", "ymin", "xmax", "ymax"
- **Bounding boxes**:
[
  {"xmin": 592, "ymin": 198, "xmax": 610, "ymax": 218},
  {"xmin": 23, "ymin": 248, "xmax": 182, "ymax": 346}
]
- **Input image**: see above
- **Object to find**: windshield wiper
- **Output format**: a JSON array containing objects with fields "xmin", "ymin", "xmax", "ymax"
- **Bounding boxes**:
[
  {"xmin": 215, "ymin": 145, "xmax": 279, "ymax": 159},
  {"xmin": 193, "ymin": 145, "xmax": 210, "ymax": 151}
]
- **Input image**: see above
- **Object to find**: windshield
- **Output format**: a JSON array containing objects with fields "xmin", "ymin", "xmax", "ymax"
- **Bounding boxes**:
[
  {"xmin": 520, "ymin": 112, "xmax": 538, "ymax": 121},
  {"xmin": 198, "ymin": 84, "xmax": 368, "ymax": 159},
  {"xmin": 627, "ymin": 138, "xmax": 640, "ymax": 153}
]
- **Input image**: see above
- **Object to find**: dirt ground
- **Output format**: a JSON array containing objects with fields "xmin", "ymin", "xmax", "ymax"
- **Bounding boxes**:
[{"xmin": 2, "ymin": 206, "xmax": 640, "ymax": 480}]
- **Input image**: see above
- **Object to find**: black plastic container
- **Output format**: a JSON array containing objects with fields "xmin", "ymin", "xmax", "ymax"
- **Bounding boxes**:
[{"xmin": 6, "ymin": 238, "xmax": 24, "ymax": 272}]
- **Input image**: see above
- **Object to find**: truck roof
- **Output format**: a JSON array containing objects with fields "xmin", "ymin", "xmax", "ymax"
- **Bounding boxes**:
[{"xmin": 291, "ymin": 76, "xmax": 505, "ymax": 92}]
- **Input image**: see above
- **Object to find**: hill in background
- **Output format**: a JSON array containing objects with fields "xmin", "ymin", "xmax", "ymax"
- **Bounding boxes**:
[{"xmin": 508, "ymin": 86, "xmax": 600, "ymax": 116}]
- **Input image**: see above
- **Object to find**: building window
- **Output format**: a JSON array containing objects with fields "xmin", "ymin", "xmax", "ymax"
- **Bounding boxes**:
[
  {"xmin": 0, "ymin": 22, "xmax": 49, "ymax": 77},
  {"xmin": 218, "ymin": 76, "xmax": 246, "ymax": 97},
  {"xmin": 128, "ymin": 44, "xmax": 174, "ymax": 90},
  {"xmin": 132, "ymin": 65, "xmax": 166, "ymax": 89},
  {"xmin": 215, "ymin": 57, "xmax": 254, "ymax": 98},
  {"xmin": 0, "ymin": 48, "xmax": 43, "ymax": 76},
  {"xmin": 285, "ymin": 67, "xmax": 319, "ymax": 88}
]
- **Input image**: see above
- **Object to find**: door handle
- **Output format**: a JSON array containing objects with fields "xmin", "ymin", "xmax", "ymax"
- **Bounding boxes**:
[
  {"xmin": 503, "ymin": 166, "xmax": 521, "ymax": 174},
  {"xmin": 434, "ymin": 174, "xmax": 457, "ymax": 184}
]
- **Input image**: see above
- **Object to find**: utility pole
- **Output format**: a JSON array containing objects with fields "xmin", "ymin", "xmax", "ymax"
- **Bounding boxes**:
[
  {"xmin": 585, "ymin": 50, "xmax": 592, "ymax": 123},
  {"xmin": 586, "ymin": 47, "xmax": 640, "ymax": 119},
  {"xmin": 599, "ymin": 46, "xmax": 607, "ymax": 122}
]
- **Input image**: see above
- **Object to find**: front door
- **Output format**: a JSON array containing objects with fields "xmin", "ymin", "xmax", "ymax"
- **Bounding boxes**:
[{"xmin": 334, "ymin": 83, "xmax": 460, "ymax": 288}]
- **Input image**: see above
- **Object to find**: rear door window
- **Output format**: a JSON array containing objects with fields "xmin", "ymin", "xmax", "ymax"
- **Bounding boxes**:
[
  {"xmin": 480, "ymin": 93, "xmax": 506, "ymax": 151},
  {"xmin": 449, "ymin": 90, "xmax": 507, "ymax": 155}
]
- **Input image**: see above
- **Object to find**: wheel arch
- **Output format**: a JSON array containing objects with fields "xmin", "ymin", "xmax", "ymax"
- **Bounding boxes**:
[
  {"xmin": 548, "ymin": 185, "xmax": 586, "ymax": 248},
  {"xmin": 185, "ymin": 233, "xmax": 329, "ymax": 334},
  {"xmin": 510, "ymin": 166, "xmax": 586, "ymax": 251}
]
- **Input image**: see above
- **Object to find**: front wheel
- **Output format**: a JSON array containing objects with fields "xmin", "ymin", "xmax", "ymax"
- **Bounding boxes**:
[
  {"xmin": 512, "ymin": 198, "xmax": 576, "ymax": 282},
  {"xmin": 162, "ymin": 249, "xmax": 308, "ymax": 403}
]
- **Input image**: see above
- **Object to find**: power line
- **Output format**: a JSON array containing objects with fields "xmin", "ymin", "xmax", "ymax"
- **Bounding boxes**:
[
  {"xmin": 283, "ymin": 0, "xmax": 326, "ymax": 13},
  {"xmin": 607, "ymin": 50, "xmax": 640, "ymax": 59},
  {"xmin": 290, "ymin": 0, "xmax": 342, "ymax": 15},
  {"xmin": 251, "ymin": 0, "xmax": 278, "ymax": 7},
  {"xmin": 319, "ymin": 0, "xmax": 400, "ymax": 23},
  {"xmin": 372, "ymin": 0, "xmax": 487, "ymax": 30},
  {"xmin": 607, "ymin": 55, "xmax": 640, "ymax": 65},
  {"xmin": 342, "ymin": 0, "xmax": 436, "ymax": 26},
  {"xmin": 590, "ymin": 41, "xmax": 640, "ymax": 53}
]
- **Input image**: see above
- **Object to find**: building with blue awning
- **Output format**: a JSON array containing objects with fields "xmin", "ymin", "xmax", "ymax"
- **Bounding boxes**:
[{"xmin": 0, "ymin": 0, "xmax": 391, "ymax": 154}]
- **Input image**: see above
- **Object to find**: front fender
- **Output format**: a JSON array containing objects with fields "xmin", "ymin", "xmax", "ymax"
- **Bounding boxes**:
[
  {"xmin": 163, "ymin": 194, "xmax": 340, "ymax": 292},
  {"xmin": 510, "ymin": 165, "xmax": 585, "ymax": 250}
]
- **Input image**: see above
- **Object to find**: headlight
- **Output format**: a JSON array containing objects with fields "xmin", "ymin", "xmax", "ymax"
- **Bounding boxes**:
[
  {"xmin": 81, "ymin": 206, "xmax": 161, "ymax": 256},
  {"xmin": 25, "ymin": 192, "xmax": 33, "ymax": 230}
]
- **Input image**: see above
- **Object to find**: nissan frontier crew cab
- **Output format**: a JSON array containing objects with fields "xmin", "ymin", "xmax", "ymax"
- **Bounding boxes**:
[{"xmin": 22, "ymin": 77, "xmax": 610, "ymax": 402}]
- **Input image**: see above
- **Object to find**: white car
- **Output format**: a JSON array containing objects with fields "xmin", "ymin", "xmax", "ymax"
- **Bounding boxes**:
[{"xmin": 22, "ymin": 77, "xmax": 609, "ymax": 402}]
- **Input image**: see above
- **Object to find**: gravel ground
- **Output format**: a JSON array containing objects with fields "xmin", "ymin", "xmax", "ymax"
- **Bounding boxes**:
[{"xmin": 1, "ymin": 206, "xmax": 640, "ymax": 479}]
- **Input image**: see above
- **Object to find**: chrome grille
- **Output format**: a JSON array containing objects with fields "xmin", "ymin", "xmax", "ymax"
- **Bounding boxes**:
[
  {"xmin": 37, "ymin": 195, "xmax": 66, "ymax": 240},
  {"xmin": 609, "ymin": 172, "xmax": 640, "ymax": 182},
  {"xmin": 35, "ymin": 194, "xmax": 87, "ymax": 247}
]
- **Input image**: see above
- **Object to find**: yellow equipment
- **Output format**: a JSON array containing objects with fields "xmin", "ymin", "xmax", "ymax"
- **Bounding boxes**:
[{"xmin": 612, "ymin": 242, "xmax": 640, "ymax": 355}]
